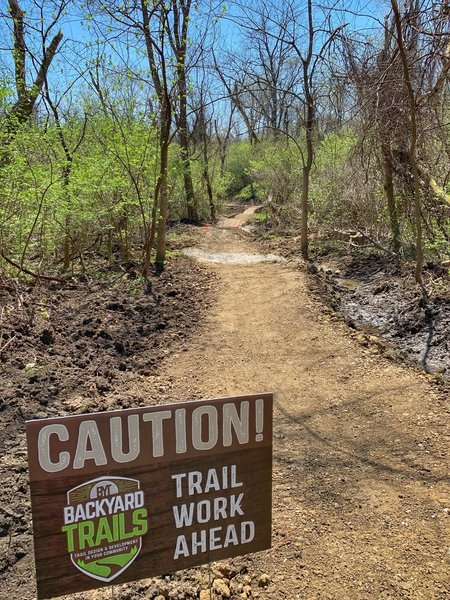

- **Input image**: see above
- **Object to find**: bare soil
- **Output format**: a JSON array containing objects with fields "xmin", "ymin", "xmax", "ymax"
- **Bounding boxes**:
[{"xmin": 0, "ymin": 211, "xmax": 449, "ymax": 600}]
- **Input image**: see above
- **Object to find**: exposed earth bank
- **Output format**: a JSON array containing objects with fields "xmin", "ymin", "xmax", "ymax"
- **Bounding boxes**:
[
  {"xmin": 312, "ymin": 254, "xmax": 450, "ymax": 381},
  {"xmin": 254, "ymin": 225, "xmax": 450, "ymax": 383},
  {"xmin": 0, "ymin": 210, "xmax": 449, "ymax": 600}
]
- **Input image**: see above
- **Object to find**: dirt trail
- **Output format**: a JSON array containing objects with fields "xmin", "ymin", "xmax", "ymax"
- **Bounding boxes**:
[
  {"xmin": 1, "ymin": 209, "xmax": 448, "ymax": 600},
  {"xmin": 162, "ymin": 212, "xmax": 449, "ymax": 599}
]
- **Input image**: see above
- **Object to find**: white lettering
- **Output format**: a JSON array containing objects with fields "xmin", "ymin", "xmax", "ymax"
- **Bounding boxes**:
[
  {"xmin": 204, "ymin": 468, "xmax": 220, "ymax": 493},
  {"xmin": 241, "ymin": 521, "xmax": 255, "ymax": 543},
  {"xmin": 62, "ymin": 491, "xmax": 143, "ymax": 524},
  {"xmin": 224, "ymin": 524, "xmax": 239, "ymax": 547},
  {"xmin": 172, "ymin": 494, "xmax": 245, "ymax": 527},
  {"xmin": 231, "ymin": 465, "xmax": 243, "ymax": 488},
  {"xmin": 214, "ymin": 497, "xmax": 227, "ymax": 520},
  {"xmin": 174, "ymin": 535, "xmax": 189, "ymax": 559},
  {"xmin": 230, "ymin": 493, "xmax": 244, "ymax": 516},
  {"xmin": 173, "ymin": 522, "xmax": 255, "ymax": 557},
  {"xmin": 223, "ymin": 401, "xmax": 249, "ymax": 446},
  {"xmin": 110, "ymin": 415, "xmax": 140, "ymax": 463},
  {"xmin": 172, "ymin": 503, "xmax": 195, "ymax": 528},
  {"xmin": 196, "ymin": 500, "xmax": 211, "ymax": 524},
  {"xmin": 188, "ymin": 471, "xmax": 203, "ymax": 495},
  {"xmin": 191, "ymin": 530, "xmax": 207, "ymax": 555},
  {"xmin": 38, "ymin": 424, "xmax": 70, "ymax": 473},
  {"xmin": 73, "ymin": 421, "xmax": 107, "ymax": 469},
  {"xmin": 63, "ymin": 506, "xmax": 74, "ymax": 524},
  {"xmin": 171, "ymin": 473, "xmax": 187, "ymax": 498},
  {"xmin": 209, "ymin": 527, "xmax": 222, "ymax": 551},
  {"xmin": 192, "ymin": 406, "xmax": 218, "ymax": 450},
  {"xmin": 142, "ymin": 411, "xmax": 172, "ymax": 458},
  {"xmin": 175, "ymin": 409, "xmax": 187, "ymax": 454}
]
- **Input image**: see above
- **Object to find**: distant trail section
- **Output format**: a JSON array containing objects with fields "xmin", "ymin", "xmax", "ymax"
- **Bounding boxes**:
[
  {"xmin": 183, "ymin": 204, "xmax": 286, "ymax": 264},
  {"xmin": 217, "ymin": 204, "xmax": 263, "ymax": 229},
  {"xmin": 164, "ymin": 207, "xmax": 450, "ymax": 600}
]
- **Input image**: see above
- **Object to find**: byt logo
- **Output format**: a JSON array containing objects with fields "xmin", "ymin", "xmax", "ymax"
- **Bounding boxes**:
[{"xmin": 61, "ymin": 476, "xmax": 148, "ymax": 582}]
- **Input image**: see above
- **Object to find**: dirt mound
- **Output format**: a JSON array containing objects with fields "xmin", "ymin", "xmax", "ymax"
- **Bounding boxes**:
[{"xmin": 0, "ymin": 257, "xmax": 215, "ymax": 587}]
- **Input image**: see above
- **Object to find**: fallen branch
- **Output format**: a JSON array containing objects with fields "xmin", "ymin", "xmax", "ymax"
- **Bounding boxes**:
[
  {"xmin": 417, "ymin": 163, "xmax": 450, "ymax": 207},
  {"xmin": 0, "ymin": 334, "xmax": 17, "ymax": 358},
  {"xmin": 0, "ymin": 250, "xmax": 64, "ymax": 283},
  {"xmin": 355, "ymin": 229, "xmax": 398, "ymax": 256}
]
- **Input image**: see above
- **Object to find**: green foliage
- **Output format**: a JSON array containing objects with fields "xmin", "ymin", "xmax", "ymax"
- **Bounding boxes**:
[
  {"xmin": 234, "ymin": 183, "xmax": 260, "ymax": 202},
  {"xmin": 249, "ymin": 141, "xmax": 301, "ymax": 201},
  {"xmin": 247, "ymin": 140, "xmax": 302, "ymax": 227},
  {"xmin": 224, "ymin": 140, "xmax": 254, "ymax": 197},
  {"xmin": 0, "ymin": 89, "xmax": 230, "ymax": 272},
  {"xmin": 0, "ymin": 107, "xmax": 161, "ymax": 271},
  {"xmin": 310, "ymin": 131, "xmax": 358, "ymax": 228},
  {"xmin": 0, "ymin": 78, "xmax": 14, "ymax": 116},
  {"xmin": 253, "ymin": 210, "xmax": 268, "ymax": 222},
  {"xmin": 424, "ymin": 221, "xmax": 450, "ymax": 259}
]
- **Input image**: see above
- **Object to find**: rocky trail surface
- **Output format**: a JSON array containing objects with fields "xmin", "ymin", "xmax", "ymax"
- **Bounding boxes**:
[{"xmin": 1, "ymin": 207, "xmax": 449, "ymax": 600}]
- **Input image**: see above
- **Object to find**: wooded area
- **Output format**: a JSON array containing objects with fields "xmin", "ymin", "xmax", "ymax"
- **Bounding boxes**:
[
  {"xmin": 1, "ymin": 4, "xmax": 450, "ymax": 599},
  {"xmin": 0, "ymin": 0, "xmax": 449, "ymax": 283}
]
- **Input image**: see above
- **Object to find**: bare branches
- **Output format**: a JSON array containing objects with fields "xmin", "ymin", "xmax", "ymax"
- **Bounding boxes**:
[{"xmin": 4, "ymin": 0, "xmax": 63, "ymax": 146}]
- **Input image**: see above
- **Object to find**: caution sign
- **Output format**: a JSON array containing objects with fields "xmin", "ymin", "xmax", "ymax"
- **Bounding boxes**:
[{"xmin": 26, "ymin": 393, "xmax": 273, "ymax": 599}]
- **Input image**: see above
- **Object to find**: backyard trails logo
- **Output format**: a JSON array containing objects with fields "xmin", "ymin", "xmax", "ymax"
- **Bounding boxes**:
[{"xmin": 61, "ymin": 476, "xmax": 148, "ymax": 582}]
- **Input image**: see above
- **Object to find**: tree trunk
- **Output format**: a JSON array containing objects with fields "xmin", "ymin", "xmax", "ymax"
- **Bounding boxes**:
[
  {"xmin": 178, "ymin": 73, "xmax": 198, "ymax": 222},
  {"xmin": 204, "ymin": 166, "xmax": 216, "ymax": 222},
  {"xmin": 298, "ymin": 0, "xmax": 315, "ymax": 260},
  {"xmin": 301, "ymin": 164, "xmax": 310, "ymax": 259},
  {"xmin": 63, "ymin": 215, "xmax": 71, "ymax": 271},
  {"xmin": 2, "ymin": 0, "xmax": 63, "ymax": 163},
  {"xmin": 141, "ymin": 0, "xmax": 173, "ymax": 273},
  {"xmin": 391, "ymin": 0, "xmax": 423, "ymax": 286},
  {"xmin": 155, "ymin": 110, "xmax": 171, "ymax": 270},
  {"xmin": 380, "ymin": 140, "xmax": 401, "ymax": 252},
  {"xmin": 301, "ymin": 75, "xmax": 314, "ymax": 260},
  {"xmin": 180, "ymin": 140, "xmax": 198, "ymax": 222},
  {"xmin": 142, "ymin": 178, "xmax": 161, "ymax": 277}
]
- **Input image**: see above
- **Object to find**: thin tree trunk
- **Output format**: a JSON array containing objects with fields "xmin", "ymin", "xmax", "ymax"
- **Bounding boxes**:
[
  {"xmin": 178, "ymin": 72, "xmax": 198, "ymax": 222},
  {"xmin": 141, "ymin": 0, "xmax": 173, "ymax": 273},
  {"xmin": 301, "ymin": 164, "xmax": 310, "ymax": 258},
  {"xmin": 142, "ymin": 177, "xmax": 161, "ymax": 277},
  {"xmin": 63, "ymin": 215, "xmax": 72, "ymax": 271},
  {"xmin": 380, "ymin": 139, "xmax": 401, "ymax": 252},
  {"xmin": 391, "ymin": 0, "xmax": 423, "ymax": 285},
  {"xmin": 2, "ymin": 0, "xmax": 63, "ymax": 164},
  {"xmin": 299, "ymin": 0, "xmax": 314, "ymax": 260},
  {"xmin": 301, "ymin": 76, "xmax": 314, "ymax": 259},
  {"xmin": 155, "ymin": 112, "xmax": 171, "ymax": 269}
]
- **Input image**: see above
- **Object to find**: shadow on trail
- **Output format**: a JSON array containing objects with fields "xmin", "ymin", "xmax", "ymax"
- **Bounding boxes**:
[
  {"xmin": 421, "ymin": 307, "xmax": 435, "ymax": 373},
  {"xmin": 273, "ymin": 390, "xmax": 449, "ymax": 486}
]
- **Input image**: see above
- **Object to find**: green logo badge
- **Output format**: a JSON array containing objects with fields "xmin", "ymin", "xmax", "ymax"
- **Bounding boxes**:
[{"xmin": 61, "ymin": 476, "xmax": 148, "ymax": 582}]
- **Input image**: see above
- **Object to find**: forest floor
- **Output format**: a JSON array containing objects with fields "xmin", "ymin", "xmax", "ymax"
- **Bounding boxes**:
[{"xmin": 0, "ymin": 206, "xmax": 449, "ymax": 600}]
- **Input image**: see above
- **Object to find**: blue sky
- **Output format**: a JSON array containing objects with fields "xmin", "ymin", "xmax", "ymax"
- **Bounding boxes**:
[{"xmin": 0, "ymin": 0, "xmax": 389, "ymax": 106}]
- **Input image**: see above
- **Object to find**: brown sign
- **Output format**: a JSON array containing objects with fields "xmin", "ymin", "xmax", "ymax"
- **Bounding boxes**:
[{"xmin": 26, "ymin": 393, "xmax": 273, "ymax": 599}]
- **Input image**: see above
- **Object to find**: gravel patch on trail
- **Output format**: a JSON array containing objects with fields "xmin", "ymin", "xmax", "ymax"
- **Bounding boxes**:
[{"xmin": 182, "ymin": 247, "xmax": 286, "ymax": 264}]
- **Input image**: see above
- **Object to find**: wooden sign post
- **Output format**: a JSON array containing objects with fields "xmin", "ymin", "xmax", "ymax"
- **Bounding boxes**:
[{"xmin": 26, "ymin": 393, "xmax": 273, "ymax": 599}]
